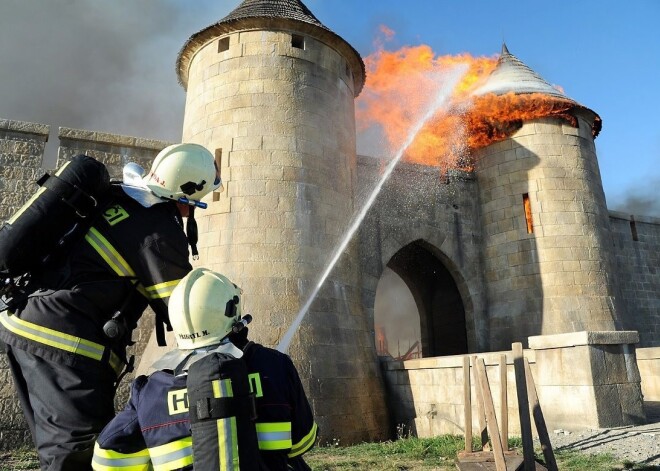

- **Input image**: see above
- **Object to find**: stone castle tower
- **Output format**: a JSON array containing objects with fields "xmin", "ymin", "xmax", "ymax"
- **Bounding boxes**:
[
  {"xmin": 472, "ymin": 45, "xmax": 622, "ymax": 349},
  {"xmin": 174, "ymin": 0, "xmax": 388, "ymax": 441}
]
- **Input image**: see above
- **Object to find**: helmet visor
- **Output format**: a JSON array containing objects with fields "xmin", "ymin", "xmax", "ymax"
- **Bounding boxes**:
[{"xmin": 121, "ymin": 162, "xmax": 165, "ymax": 208}]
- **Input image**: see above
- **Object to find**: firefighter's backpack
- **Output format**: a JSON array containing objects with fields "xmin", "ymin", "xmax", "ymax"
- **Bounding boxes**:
[
  {"xmin": 0, "ymin": 154, "xmax": 111, "ymax": 278},
  {"xmin": 187, "ymin": 351, "xmax": 261, "ymax": 471}
]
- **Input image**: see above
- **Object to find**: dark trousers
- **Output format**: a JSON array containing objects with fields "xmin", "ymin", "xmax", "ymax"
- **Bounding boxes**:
[{"xmin": 5, "ymin": 345, "xmax": 116, "ymax": 471}]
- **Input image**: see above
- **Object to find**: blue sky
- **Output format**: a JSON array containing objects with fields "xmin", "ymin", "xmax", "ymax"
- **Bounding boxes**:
[{"xmin": 0, "ymin": 0, "xmax": 657, "ymax": 215}]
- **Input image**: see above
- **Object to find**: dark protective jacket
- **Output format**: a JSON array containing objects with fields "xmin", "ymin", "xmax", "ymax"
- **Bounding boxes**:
[
  {"xmin": 0, "ymin": 186, "xmax": 192, "ymax": 376},
  {"xmin": 92, "ymin": 342, "xmax": 318, "ymax": 470}
]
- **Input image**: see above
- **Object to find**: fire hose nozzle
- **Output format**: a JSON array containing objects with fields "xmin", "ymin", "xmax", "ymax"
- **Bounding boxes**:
[{"xmin": 232, "ymin": 314, "xmax": 252, "ymax": 333}]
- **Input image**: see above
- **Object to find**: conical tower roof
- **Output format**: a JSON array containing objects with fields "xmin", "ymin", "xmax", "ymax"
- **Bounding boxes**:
[
  {"xmin": 474, "ymin": 44, "xmax": 602, "ymax": 137},
  {"xmin": 474, "ymin": 44, "xmax": 572, "ymax": 100},
  {"xmin": 176, "ymin": 0, "xmax": 365, "ymax": 95},
  {"xmin": 220, "ymin": 0, "xmax": 327, "ymax": 29}
]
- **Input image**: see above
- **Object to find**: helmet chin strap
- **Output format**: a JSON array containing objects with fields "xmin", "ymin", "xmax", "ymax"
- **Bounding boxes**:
[{"xmin": 186, "ymin": 206, "xmax": 199, "ymax": 260}]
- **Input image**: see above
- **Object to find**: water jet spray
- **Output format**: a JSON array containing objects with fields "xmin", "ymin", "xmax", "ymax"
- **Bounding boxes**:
[{"xmin": 277, "ymin": 64, "xmax": 469, "ymax": 353}]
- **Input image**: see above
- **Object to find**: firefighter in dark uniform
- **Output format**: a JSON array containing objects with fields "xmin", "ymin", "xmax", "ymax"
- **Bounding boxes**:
[
  {"xmin": 92, "ymin": 267, "xmax": 318, "ymax": 471},
  {"xmin": 0, "ymin": 144, "xmax": 222, "ymax": 471}
]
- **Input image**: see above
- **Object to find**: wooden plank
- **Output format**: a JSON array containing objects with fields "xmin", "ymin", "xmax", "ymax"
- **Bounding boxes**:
[
  {"xmin": 500, "ymin": 354, "xmax": 508, "ymax": 450},
  {"xmin": 524, "ymin": 358, "xmax": 558, "ymax": 471},
  {"xmin": 456, "ymin": 454, "xmax": 525, "ymax": 471},
  {"xmin": 457, "ymin": 458, "xmax": 547, "ymax": 471},
  {"xmin": 512, "ymin": 343, "xmax": 535, "ymax": 471},
  {"xmin": 464, "ymin": 355, "xmax": 473, "ymax": 453},
  {"xmin": 472, "ymin": 355, "xmax": 489, "ymax": 450},
  {"xmin": 475, "ymin": 358, "xmax": 507, "ymax": 471}
]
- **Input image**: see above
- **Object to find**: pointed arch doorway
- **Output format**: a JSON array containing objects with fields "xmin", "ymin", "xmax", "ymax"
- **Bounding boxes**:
[{"xmin": 374, "ymin": 240, "xmax": 468, "ymax": 358}]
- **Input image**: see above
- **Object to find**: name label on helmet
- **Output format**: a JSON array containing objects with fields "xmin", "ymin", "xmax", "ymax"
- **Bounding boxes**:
[
  {"xmin": 147, "ymin": 171, "xmax": 166, "ymax": 187},
  {"xmin": 168, "ymin": 388, "xmax": 189, "ymax": 415},
  {"xmin": 178, "ymin": 330, "xmax": 209, "ymax": 340}
]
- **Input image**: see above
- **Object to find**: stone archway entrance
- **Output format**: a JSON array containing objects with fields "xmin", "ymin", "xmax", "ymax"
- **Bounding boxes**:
[{"xmin": 383, "ymin": 240, "xmax": 468, "ymax": 357}]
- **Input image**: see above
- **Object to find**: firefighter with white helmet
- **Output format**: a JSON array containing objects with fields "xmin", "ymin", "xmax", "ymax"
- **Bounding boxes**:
[
  {"xmin": 1, "ymin": 144, "xmax": 220, "ymax": 469},
  {"xmin": 92, "ymin": 268, "xmax": 318, "ymax": 471},
  {"xmin": 143, "ymin": 142, "xmax": 223, "ymax": 204}
]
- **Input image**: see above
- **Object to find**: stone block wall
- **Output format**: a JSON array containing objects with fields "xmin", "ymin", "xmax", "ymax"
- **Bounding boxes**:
[
  {"xmin": 637, "ymin": 347, "xmax": 660, "ymax": 401},
  {"xmin": 529, "ymin": 331, "xmax": 645, "ymax": 429},
  {"xmin": 0, "ymin": 119, "xmax": 50, "ymax": 447},
  {"xmin": 473, "ymin": 116, "xmax": 621, "ymax": 350},
  {"xmin": 382, "ymin": 331, "xmax": 647, "ymax": 438},
  {"xmin": 0, "ymin": 119, "xmax": 50, "ymax": 224},
  {"xmin": 609, "ymin": 211, "xmax": 660, "ymax": 347},
  {"xmin": 381, "ymin": 350, "xmax": 536, "ymax": 437},
  {"xmin": 358, "ymin": 157, "xmax": 488, "ymax": 353}
]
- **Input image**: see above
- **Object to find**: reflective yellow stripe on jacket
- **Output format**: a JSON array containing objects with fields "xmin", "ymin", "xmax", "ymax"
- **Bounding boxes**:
[
  {"xmin": 0, "ymin": 311, "xmax": 123, "ymax": 376},
  {"xmin": 289, "ymin": 422, "xmax": 318, "ymax": 458},
  {"xmin": 92, "ymin": 443, "xmax": 151, "ymax": 471},
  {"xmin": 85, "ymin": 227, "xmax": 180, "ymax": 300},
  {"xmin": 149, "ymin": 436, "xmax": 193, "ymax": 471},
  {"xmin": 256, "ymin": 422, "xmax": 292, "ymax": 451}
]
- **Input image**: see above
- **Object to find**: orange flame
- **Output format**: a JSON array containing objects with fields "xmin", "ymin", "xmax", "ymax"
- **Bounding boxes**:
[{"xmin": 357, "ymin": 28, "xmax": 586, "ymax": 171}]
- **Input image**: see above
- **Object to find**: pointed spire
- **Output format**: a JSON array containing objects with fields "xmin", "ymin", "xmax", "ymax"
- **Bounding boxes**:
[{"xmin": 474, "ymin": 44, "xmax": 572, "ymax": 101}]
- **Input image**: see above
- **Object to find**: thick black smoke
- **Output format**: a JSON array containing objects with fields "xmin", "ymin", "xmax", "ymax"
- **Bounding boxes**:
[{"xmin": 0, "ymin": 0, "xmax": 236, "ymax": 166}]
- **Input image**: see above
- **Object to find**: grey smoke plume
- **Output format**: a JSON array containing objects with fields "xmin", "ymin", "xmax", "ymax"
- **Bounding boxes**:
[
  {"xmin": 610, "ymin": 177, "xmax": 660, "ymax": 218},
  {"xmin": 0, "ymin": 0, "xmax": 236, "ymax": 165}
]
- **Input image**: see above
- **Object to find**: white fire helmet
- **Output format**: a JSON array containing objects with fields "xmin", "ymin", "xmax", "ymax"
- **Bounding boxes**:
[
  {"xmin": 143, "ymin": 143, "xmax": 223, "ymax": 204},
  {"xmin": 169, "ymin": 268, "xmax": 242, "ymax": 350}
]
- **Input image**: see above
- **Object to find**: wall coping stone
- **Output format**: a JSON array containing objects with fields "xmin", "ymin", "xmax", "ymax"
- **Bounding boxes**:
[
  {"xmin": 0, "ymin": 118, "xmax": 49, "ymax": 137},
  {"xmin": 380, "ymin": 348, "xmax": 535, "ymax": 371},
  {"xmin": 608, "ymin": 210, "xmax": 660, "ymax": 225},
  {"xmin": 58, "ymin": 126, "xmax": 171, "ymax": 150},
  {"xmin": 529, "ymin": 331, "xmax": 640, "ymax": 350},
  {"xmin": 636, "ymin": 346, "xmax": 660, "ymax": 361}
]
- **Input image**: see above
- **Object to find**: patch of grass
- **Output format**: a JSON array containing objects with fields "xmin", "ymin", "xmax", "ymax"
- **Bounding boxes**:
[
  {"xmin": 306, "ymin": 435, "xmax": 464, "ymax": 470},
  {"xmin": 3, "ymin": 436, "xmax": 657, "ymax": 471},
  {"xmin": 0, "ymin": 448, "xmax": 39, "ymax": 471},
  {"xmin": 306, "ymin": 435, "xmax": 655, "ymax": 471}
]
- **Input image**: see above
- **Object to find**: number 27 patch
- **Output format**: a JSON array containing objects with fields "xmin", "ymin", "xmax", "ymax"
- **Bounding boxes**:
[{"xmin": 103, "ymin": 205, "xmax": 130, "ymax": 226}]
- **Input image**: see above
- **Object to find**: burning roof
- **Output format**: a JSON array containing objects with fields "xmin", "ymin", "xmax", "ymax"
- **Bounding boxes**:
[{"xmin": 356, "ymin": 38, "xmax": 601, "ymax": 171}]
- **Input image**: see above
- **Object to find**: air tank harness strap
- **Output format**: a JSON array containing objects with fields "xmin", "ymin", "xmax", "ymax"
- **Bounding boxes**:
[{"xmin": 38, "ymin": 172, "xmax": 98, "ymax": 218}]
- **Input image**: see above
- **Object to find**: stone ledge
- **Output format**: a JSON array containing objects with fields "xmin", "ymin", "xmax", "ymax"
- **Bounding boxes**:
[
  {"xmin": 380, "ymin": 348, "xmax": 536, "ymax": 371},
  {"xmin": 0, "ymin": 118, "xmax": 49, "ymax": 136},
  {"xmin": 608, "ymin": 210, "xmax": 660, "ymax": 225},
  {"xmin": 58, "ymin": 126, "xmax": 171, "ymax": 150},
  {"xmin": 529, "ymin": 331, "xmax": 640, "ymax": 350}
]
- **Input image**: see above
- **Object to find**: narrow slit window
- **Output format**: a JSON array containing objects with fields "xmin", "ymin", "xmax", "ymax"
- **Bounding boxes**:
[
  {"xmin": 292, "ymin": 34, "xmax": 305, "ymax": 49},
  {"xmin": 630, "ymin": 216, "xmax": 639, "ymax": 241},
  {"xmin": 523, "ymin": 193, "xmax": 534, "ymax": 234},
  {"xmin": 218, "ymin": 37, "xmax": 230, "ymax": 53},
  {"xmin": 213, "ymin": 148, "xmax": 222, "ymax": 202}
]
